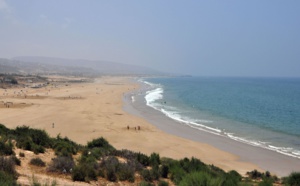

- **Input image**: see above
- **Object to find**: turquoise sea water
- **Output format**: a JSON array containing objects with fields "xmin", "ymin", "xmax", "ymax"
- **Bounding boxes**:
[{"xmin": 142, "ymin": 77, "xmax": 300, "ymax": 158}]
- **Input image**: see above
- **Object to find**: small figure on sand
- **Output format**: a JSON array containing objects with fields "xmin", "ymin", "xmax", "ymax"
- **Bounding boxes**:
[
  {"xmin": 127, "ymin": 125, "xmax": 130, "ymax": 130},
  {"xmin": 52, "ymin": 123, "xmax": 55, "ymax": 128}
]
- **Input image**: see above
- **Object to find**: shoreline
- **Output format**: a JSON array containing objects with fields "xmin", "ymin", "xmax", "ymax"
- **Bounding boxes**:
[
  {"xmin": 0, "ymin": 76, "xmax": 299, "ymax": 178},
  {"xmin": 123, "ymin": 78, "xmax": 300, "ymax": 177}
]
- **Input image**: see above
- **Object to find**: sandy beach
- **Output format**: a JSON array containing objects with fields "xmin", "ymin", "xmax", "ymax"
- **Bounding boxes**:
[{"xmin": 0, "ymin": 76, "xmax": 299, "ymax": 177}]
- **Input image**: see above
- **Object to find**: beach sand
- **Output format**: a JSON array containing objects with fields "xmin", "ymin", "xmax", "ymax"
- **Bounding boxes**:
[{"xmin": 0, "ymin": 76, "xmax": 299, "ymax": 177}]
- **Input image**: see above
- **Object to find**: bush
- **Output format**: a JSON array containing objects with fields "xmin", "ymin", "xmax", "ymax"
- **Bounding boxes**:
[
  {"xmin": 170, "ymin": 166, "xmax": 186, "ymax": 185},
  {"xmin": 150, "ymin": 165, "xmax": 160, "ymax": 180},
  {"xmin": 0, "ymin": 140, "xmax": 14, "ymax": 156},
  {"xmin": 136, "ymin": 152, "xmax": 149, "ymax": 166},
  {"xmin": 258, "ymin": 179, "xmax": 273, "ymax": 186},
  {"xmin": 0, "ymin": 124, "xmax": 11, "ymax": 135},
  {"xmin": 10, "ymin": 156, "xmax": 21, "ymax": 166},
  {"xmin": 71, "ymin": 166, "xmax": 85, "ymax": 182},
  {"xmin": 106, "ymin": 167, "xmax": 117, "ymax": 182},
  {"xmin": 100, "ymin": 156, "xmax": 118, "ymax": 170},
  {"xmin": 53, "ymin": 136, "xmax": 80, "ymax": 157},
  {"xmin": 222, "ymin": 170, "xmax": 241, "ymax": 186},
  {"xmin": 158, "ymin": 180, "xmax": 169, "ymax": 186},
  {"xmin": 111, "ymin": 149, "xmax": 136, "ymax": 160},
  {"xmin": 0, "ymin": 156, "xmax": 18, "ymax": 179},
  {"xmin": 100, "ymin": 156, "xmax": 119, "ymax": 182},
  {"xmin": 85, "ymin": 137, "xmax": 115, "ymax": 159},
  {"xmin": 87, "ymin": 137, "xmax": 114, "ymax": 150},
  {"xmin": 179, "ymin": 157, "xmax": 207, "ymax": 173},
  {"xmin": 30, "ymin": 157, "xmax": 46, "ymax": 167},
  {"xmin": 139, "ymin": 181, "xmax": 154, "ymax": 186},
  {"xmin": 16, "ymin": 135, "xmax": 45, "ymax": 154},
  {"xmin": 160, "ymin": 164, "xmax": 169, "ymax": 178},
  {"xmin": 141, "ymin": 169, "xmax": 153, "ymax": 182},
  {"xmin": 72, "ymin": 164, "xmax": 97, "ymax": 182},
  {"xmin": 47, "ymin": 156, "xmax": 75, "ymax": 173},
  {"xmin": 149, "ymin": 153, "xmax": 160, "ymax": 166},
  {"xmin": 117, "ymin": 163, "xmax": 135, "ymax": 182},
  {"xmin": 82, "ymin": 147, "xmax": 103, "ymax": 160},
  {"xmin": 179, "ymin": 171, "xmax": 223, "ymax": 186},
  {"xmin": 0, "ymin": 171, "xmax": 18, "ymax": 186},
  {"xmin": 14, "ymin": 126, "xmax": 52, "ymax": 148},
  {"xmin": 247, "ymin": 169, "xmax": 263, "ymax": 179},
  {"xmin": 285, "ymin": 172, "xmax": 300, "ymax": 186},
  {"xmin": 127, "ymin": 159, "xmax": 143, "ymax": 172}
]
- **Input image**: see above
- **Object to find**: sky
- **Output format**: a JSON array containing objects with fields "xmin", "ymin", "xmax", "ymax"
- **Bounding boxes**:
[{"xmin": 0, "ymin": 0, "xmax": 299, "ymax": 77}]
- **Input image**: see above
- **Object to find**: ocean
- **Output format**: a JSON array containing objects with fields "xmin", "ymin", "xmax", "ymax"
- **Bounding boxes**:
[{"xmin": 141, "ymin": 77, "xmax": 300, "ymax": 159}]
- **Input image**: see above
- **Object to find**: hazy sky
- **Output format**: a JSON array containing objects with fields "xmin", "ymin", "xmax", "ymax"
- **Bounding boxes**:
[{"xmin": 0, "ymin": 0, "xmax": 299, "ymax": 77}]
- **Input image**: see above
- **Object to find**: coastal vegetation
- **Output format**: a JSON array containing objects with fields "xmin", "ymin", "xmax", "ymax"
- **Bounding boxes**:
[{"xmin": 0, "ymin": 123, "xmax": 299, "ymax": 185}]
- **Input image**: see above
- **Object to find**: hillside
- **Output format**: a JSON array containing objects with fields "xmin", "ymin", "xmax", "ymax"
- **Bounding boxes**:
[
  {"xmin": 0, "ymin": 58, "xmax": 98, "ymax": 76},
  {"xmin": 13, "ymin": 56, "xmax": 165, "ymax": 76},
  {"xmin": 0, "ymin": 124, "xmax": 293, "ymax": 186}
]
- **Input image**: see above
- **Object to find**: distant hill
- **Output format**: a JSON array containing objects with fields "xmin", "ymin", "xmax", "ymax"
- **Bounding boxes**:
[
  {"xmin": 13, "ymin": 56, "xmax": 164, "ymax": 76},
  {"xmin": 0, "ymin": 58, "xmax": 98, "ymax": 76}
]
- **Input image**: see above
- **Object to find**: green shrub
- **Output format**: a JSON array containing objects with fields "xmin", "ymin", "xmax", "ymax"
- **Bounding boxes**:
[
  {"xmin": 47, "ymin": 156, "xmax": 75, "ymax": 173},
  {"xmin": 72, "ymin": 164, "xmax": 97, "ymax": 182},
  {"xmin": 100, "ymin": 156, "xmax": 118, "ymax": 170},
  {"xmin": 247, "ymin": 169, "xmax": 263, "ymax": 179},
  {"xmin": 87, "ymin": 137, "xmax": 114, "ymax": 150},
  {"xmin": 170, "ymin": 166, "xmax": 186, "ymax": 185},
  {"xmin": 0, "ymin": 171, "xmax": 18, "ymax": 186},
  {"xmin": 139, "ymin": 181, "xmax": 154, "ymax": 186},
  {"xmin": 71, "ymin": 166, "xmax": 85, "ymax": 181},
  {"xmin": 52, "ymin": 136, "xmax": 80, "ymax": 157},
  {"xmin": 221, "ymin": 170, "xmax": 241, "ymax": 186},
  {"xmin": 149, "ymin": 152, "xmax": 160, "ymax": 166},
  {"xmin": 141, "ymin": 169, "xmax": 153, "ymax": 182},
  {"xmin": 10, "ymin": 156, "xmax": 21, "ymax": 166},
  {"xmin": 15, "ymin": 133, "xmax": 45, "ymax": 154},
  {"xmin": 14, "ymin": 126, "xmax": 52, "ymax": 148},
  {"xmin": 285, "ymin": 172, "xmax": 300, "ymax": 186},
  {"xmin": 111, "ymin": 149, "xmax": 136, "ymax": 160},
  {"xmin": 81, "ymin": 147, "xmax": 104, "ymax": 160},
  {"xmin": 179, "ymin": 171, "xmax": 223, "ymax": 186},
  {"xmin": 160, "ymin": 164, "xmax": 169, "ymax": 178},
  {"xmin": 127, "ymin": 159, "xmax": 143, "ymax": 172},
  {"xmin": 158, "ymin": 180, "xmax": 169, "ymax": 186},
  {"xmin": 100, "ymin": 156, "xmax": 118, "ymax": 182},
  {"xmin": 0, "ymin": 140, "xmax": 14, "ymax": 156},
  {"xmin": 0, "ymin": 124, "xmax": 11, "ymax": 135},
  {"xmin": 209, "ymin": 164, "xmax": 226, "ymax": 176},
  {"xmin": 117, "ymin": 163, "xmax": 135, "ymax": 182},
  {"xmin": 0, "ymin": 156, "xmax": 18, "ymax": 179},
  {"xmin": 106, "ymin": 167, "xmax": 117, "ymax": 182},
  {"xmin": 150, "ymin": 165, "xmax": 160, "ymax": 180},
  {"xmin": 258, "ymin": 178, "xmax": 273, "ymax": 186},
  {"xmin": 136, "ymin": 152, "xmax": 149, "ymax": 166},
  {"xmin": 179, "ymin": 157, "xmax": 207, "ymax": 173},
  {"xmin": 79, "ymin": 153, "xmax": 97, "ymax": 165},
  {"xmin": 30, "ymin": 157, "xmax": 46, "ymax": 167}
]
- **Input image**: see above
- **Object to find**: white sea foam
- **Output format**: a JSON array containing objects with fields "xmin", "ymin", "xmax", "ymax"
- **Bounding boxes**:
[
  {"xmin": 131, "ymin": 96, "xmax": 135, "ymax": 102},
  {"xmin": 190, "ymin": 122, "xmax": 222, "ymax": 133},
  {"xmin": 145, "ymin": 88, "xmax": 163, "ymax": 106},
  {"xmin": 142, "ymin": 80, "xmax": 300, "ymax": 159}
]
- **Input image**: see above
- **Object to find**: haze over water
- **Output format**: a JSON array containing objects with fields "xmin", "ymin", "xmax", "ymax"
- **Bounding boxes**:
[{"xmin": 143, "ymin": 77, "xmax": 300, "ymax": 159}]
